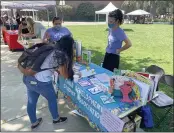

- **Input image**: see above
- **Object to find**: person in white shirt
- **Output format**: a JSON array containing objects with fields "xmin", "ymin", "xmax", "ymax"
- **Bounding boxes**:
[
  {"xmin": 18, "ymin": 35, "xmax": 74, "ymax": 129},
  {"xmin": 21, "ymin": 17, "xmax": 46, "ymax": 39}
]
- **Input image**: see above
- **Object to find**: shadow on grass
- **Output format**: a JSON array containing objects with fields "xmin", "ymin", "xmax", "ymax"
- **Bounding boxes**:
[
  {"xmin": 85, "ymin": 48, "xmax": 170, "ymax": 73},
  {"xmin": 119, "ymin": 56, "xmax": 170, "ymax": 72},
  {"xmin": 105, "ymin": 28, "xmax": 134, "ymax": 32},
  {"xmin": 123, "ymin": 29, "xmax": 134, "ymax": 32}
]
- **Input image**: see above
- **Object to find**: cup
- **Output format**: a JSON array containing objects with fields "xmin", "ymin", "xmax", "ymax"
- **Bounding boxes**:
[{"xmin": 73, "ymin": 75, "xmax": 79, "ymax": 83}]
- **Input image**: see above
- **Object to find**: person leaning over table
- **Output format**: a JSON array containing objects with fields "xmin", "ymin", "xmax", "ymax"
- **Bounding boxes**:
[
  {"xmin": 102, "ymin": 9, "xmax": 132, "ymax": 72},
  {"xmin": 43, "ymin": 16, "xmax": 72, "ymax": 43},
  {"xmin": 18, "ymin": 35, "xmax": 74, "ymax": 129},
  {"xmin": 18, "ymin": 18, "xmax": 29, "ymax": 38},
  {"xmin": 21, "ymin": 17, "xmax": 46, "ymax": 39}
]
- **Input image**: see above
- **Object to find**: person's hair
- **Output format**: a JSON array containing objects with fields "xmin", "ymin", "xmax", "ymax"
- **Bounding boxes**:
[
  {"xmin": 52, "ymin": 16, "xmax": 61, "ymax": 23},
  {"xmin": 16, "ymin": 12, "xmax": 19, "ymax": 16},
  {"xmin": 26, "ymin": 17, "xmax": 35, "ymax": 33},
  {"xmin": 108, "ymin": 9, "xmax": 124, "ymax": 25},
  {"xmin": 53, "ymin": 35, "xmax": 74, "ymax": 80},
  {"xmin": 21, "ymin": 17, "xmax": 26, "ymax": 22}
]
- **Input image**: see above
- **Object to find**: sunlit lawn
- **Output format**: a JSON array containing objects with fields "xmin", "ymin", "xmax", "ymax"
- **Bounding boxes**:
[{"xmin": 65, "ymin": 24, "xmax": 173, "ymax": 75}]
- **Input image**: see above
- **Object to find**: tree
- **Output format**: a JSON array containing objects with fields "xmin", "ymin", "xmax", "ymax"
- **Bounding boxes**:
[
  {"xmin": 76, "ymin": 2, "xmax": 95, "ymax": 21},
  {"xmin": 56, "ymin": 5, "xmax": 74, "ymax": 21},
  {"xmin": 121, "ymin": 0, "xmax": 173, "ymax": 16}
]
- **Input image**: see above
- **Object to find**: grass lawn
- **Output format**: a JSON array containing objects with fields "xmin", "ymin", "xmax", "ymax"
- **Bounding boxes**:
[
  {"xmin": 65, "ymin": 24, "xmax": 173, "ymax": 75},
  {"xmin": 65, "ymin": 24, "xmax": 173, "ymax": 132}
]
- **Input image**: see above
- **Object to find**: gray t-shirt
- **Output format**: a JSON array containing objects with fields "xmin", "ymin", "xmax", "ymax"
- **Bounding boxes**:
[
  {"xmin": 34, "ymin": 50, "xmax": 68, "ymax": 82},
  {"xmin": 34, "ymin": 22, "xmax": 46, "ymax": 38}
]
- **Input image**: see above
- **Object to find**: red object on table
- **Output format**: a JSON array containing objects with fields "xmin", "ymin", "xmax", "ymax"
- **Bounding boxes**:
[
  {"xmin": 2, "ymin": 29, "xmax": 23, "ymax": 51},
  {"xmin": 136, "ymin": 72, "xmax": 150, "ymax": 78}
]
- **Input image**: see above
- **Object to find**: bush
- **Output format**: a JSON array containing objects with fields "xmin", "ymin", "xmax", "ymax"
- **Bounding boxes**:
[
  {"xmin": 76, "ymin": 2, "xmax": 95, "ymax": 21},
  {"xmin": 37, "ymin": 7, "xmax": 56, "ymax": 21},
  {"xmin": 57, "ymin": 5, "xmax": 74, "ymax": 21},
  {"xmin": 153, "ymin": 18, "xmax": 171, "ymax": 22}
]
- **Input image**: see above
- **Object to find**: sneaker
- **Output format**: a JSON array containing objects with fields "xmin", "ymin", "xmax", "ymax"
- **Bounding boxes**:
[
  {"xmin": 53, "ymin": 117, "xmax": 67, "ymax": 124},
  {"xmin": 31, "ymin": 118, "xmax": 43, "ymax": 129}
]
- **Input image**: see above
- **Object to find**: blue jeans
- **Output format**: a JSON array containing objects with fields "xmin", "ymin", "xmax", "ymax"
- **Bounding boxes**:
[{"xmin": 23, "ymin": 76, "xmax": 59, "ymax": 124}]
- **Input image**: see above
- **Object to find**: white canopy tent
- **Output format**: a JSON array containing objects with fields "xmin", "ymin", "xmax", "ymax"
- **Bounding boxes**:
[
  {"xmin": 0, "ymin": 8, "xmax": 11, "ymax": 11},
  {"xmin": 95, "ymin": 2, "xmax": 124, "ymax": 24},
  {"xmin": 1, "ymin": 1, "xmax": 57, "ymax": 27},
  {"xmin": 20, "ymin": 9, "xmax": 39, "ymax": 12},
  {"xmin": 20, "ymin": 9, "xmax": 39, "ymax": 21},
  {"xmin": 126, "ymin": 9, "xmax": 150, "ymax": 16}
]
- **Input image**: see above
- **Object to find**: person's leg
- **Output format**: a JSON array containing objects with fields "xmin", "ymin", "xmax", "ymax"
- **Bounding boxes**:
[
  {"xmin": 113, "ymin": 54, "xmax": 120, "ymax": 69},
  {"xmin": 103, "ymin": 53, "xmax": 120, "ymax": 72},
  {"xmin": 24, "ymin": 76, "xmax": 40, "ymax": 124},
  {"xmin": 36, "ymin": 81, "xmax": 67, "ymax": 123},
  {"xmin": 26, "ymin": 88, "xmax": 40, "ymax": 123},
  {"xmin": 37, "ymin": 81, "xmax": 59, "ymax": 120},
  {"xmin": 102, "ymin": 52, "xmax": 110, "ymax": 70}
]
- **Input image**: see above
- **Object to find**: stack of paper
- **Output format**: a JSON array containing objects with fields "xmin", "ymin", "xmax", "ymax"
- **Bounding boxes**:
[
  {"xmin": 80, "ymin": 69, "xmax": 96, "ymax": 78},
  {"xmin": 95, "ymin": 73, "xmax": 110, "ymax": 83}
]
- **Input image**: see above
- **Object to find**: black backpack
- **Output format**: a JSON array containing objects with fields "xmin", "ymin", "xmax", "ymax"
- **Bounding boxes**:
[{"xmin": 18, "ymin": 43, "xmax": 55, "ymax": 72}]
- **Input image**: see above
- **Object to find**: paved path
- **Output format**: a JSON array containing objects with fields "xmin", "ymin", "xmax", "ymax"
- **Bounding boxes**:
[{"xmin": 37, "ymin": 21, "xmax": 106, "ymax": 27}]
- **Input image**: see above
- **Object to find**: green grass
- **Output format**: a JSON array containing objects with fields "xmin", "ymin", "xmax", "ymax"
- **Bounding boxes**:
[
  {"xmin": 47, "ymin": 24, "xmax": 173, "ymax": 131},
  {"xmin": 65, "ymin": 24, "xmax": 173, "ymax": 75},
  {"xmin": 65, "ymin": 24, "xmax": 173, "ymax": 132}
]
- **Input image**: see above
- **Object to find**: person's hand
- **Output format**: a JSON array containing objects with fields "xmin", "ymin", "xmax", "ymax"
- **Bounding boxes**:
[
  {"xmin": 57, "ymin": 64, "xmax": 69, "ymax": 79},
  {"xmin": 116, "ymin": 49, "xmax": 121, "ymax": 54},
  {"xmin": 21, "ymin": 34, "xmax": 27, "ymax": 38}
]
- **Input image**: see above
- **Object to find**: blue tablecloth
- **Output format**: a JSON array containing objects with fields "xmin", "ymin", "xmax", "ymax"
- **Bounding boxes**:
[{"xmin": 57, "ymin": 63, "xmax": 142, "ymax": 132}]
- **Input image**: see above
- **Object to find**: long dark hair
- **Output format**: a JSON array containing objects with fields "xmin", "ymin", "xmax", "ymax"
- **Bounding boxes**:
[
  {"xmin": 53, "ymin": 35, "xmax": 74, "ymax": 80},
  {"xmin": 109, "ymin": 9, "xmax": 124, "ymax": 25}
]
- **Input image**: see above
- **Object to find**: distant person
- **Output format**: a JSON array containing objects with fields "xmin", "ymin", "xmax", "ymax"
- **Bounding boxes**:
[
  {"xmin": 21, "ymin": 17, "xmax": 46, "ymax": 39},
  {"xmin": 15, "ymin": 12, "xmax": 21, "ymax": 28},
  {"xmin": 43, "ymin": 17, "xmax": 71, "ymax": 43},
  {"xmin": 11, "ymin": 17, "xmax": 18, "ymax": 30},
  {"xmin": 18, "ymin": 35, "xmax": 74, "ymax": 129},
  {"xmin": 3, "ymin": 15, "xmax": 10, "ymax": 30},
  {"xmin": 102, "ymin": 9, "xmax": 132, "ymax": 72}
]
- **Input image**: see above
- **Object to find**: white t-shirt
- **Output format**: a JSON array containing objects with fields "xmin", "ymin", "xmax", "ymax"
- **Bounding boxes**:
[
  {"xmin": 35, "ymin": 51, "xmax": 55, "ymax": 82},
  {"xmin": 34, "ymin": 50, "xmax": 67, "ymax": 82},
  {"xmin": 34, "ymin": 22, "xmax": 46, "ymax": 38}
]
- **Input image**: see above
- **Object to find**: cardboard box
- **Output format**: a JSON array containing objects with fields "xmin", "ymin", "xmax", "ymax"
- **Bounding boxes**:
[{"xmin": 122, "ymin": 114, "xmax": 142, "ymax": 132}]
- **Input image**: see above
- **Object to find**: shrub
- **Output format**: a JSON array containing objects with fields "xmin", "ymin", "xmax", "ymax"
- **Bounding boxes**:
[
  {"xmin": 57, "ymin": 5, "xmax": 74, "ymax": 21},
  {"xmin": 76, "ymin": 2, "xmax": 95, "ymax": 21}
]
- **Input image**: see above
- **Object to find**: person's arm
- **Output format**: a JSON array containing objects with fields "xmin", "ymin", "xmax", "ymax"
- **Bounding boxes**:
[
  {"xmin": 57, "ymin": 64, "xmax": 69, "ymax": 79},
  {"xmin": 18, "ymin": 24, "xmax": 22, "ymax": 36},
  {"xmin": 116, "ymin": 38, "xmax": 132, "ymax": 54},
  {"xmin": 18, "ymin": 64, "xmax": 37, "ymax": 76},
  {"xmin": 42, "ymin": 31, "xmax": 50, "ymax": 43}
]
